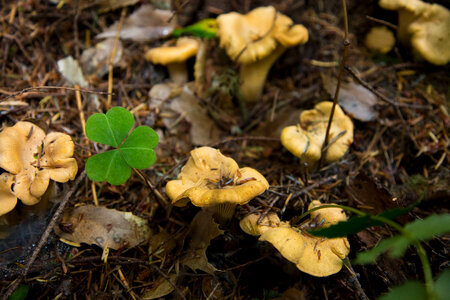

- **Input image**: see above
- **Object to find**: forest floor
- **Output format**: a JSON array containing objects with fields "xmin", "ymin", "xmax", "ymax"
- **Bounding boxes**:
[{"xmin": 0, "ymin": 0, "xmax": 449, "ymax": 299}]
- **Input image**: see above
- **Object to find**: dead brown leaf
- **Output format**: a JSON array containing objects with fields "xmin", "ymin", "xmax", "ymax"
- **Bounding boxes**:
[{"xmin": 54, "ymin": 205, "xmax": 150, "ymax": 250}]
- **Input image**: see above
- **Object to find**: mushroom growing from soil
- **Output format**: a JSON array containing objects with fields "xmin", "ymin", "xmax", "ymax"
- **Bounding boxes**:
[
  {"xmin": 0, "ymin": 121, "xmax": 78, "ymax": 215},
  {"xmin": 240, "ymin": 201, "xmax": 350, "ymax": 277},
  {"xmin": 145, "ymin": 37, "xmax": 199, "ymax": 84},
  {"xmin": 379, "ymin": 0, "xmax": 450, "ymax": 65},
  {"xmin": 280, "ymin": 101, "xmax": 353, "ymax": 168},
  {"xmin": 165, "ymin": 146, "xmax": 269, "ymax": 223},
  {"xmin": 216, "ymin": 6, "xmax": 308, "ymax": 102},
  {"xmin": 364, "ymin": 26, "xmax": 396, "ymax": 54}
]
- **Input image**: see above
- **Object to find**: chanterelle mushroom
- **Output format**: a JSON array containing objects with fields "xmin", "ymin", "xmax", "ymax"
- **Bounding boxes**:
[
  {"xmin": 0, "ymin": 121, "xmax": 78, "ymax": 215},
  {"xmin": 145, "ymin": 37, "xmax": 199, "ymax": 84},
  {"xmin": 379, "ymin": 0, "xmax": 450, "ymax": 65},
  {"xmin": 281, "ymin": 101, "xmax": 353, "ymax": 168},
  {"xmin": 240, "ymin": 201, "xmax": 350, "ymax": 277},
  {"xmin": 165, "ymin": 146, "xmax": 269, "ymax": 223},
  {"xmin": 364, "ymin": 26, "xmax": 396, "ymax": 54},
  {"xmin": 216, "ymin": 6, "xmax": 308, "ymax": 102}
]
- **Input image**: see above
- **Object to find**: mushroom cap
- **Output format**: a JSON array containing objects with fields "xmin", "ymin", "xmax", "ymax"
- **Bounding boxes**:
[
  {"xmin": 308, "ymin": 200, "xmax": 347, "ymax": 228},
  {"xmin": 379, "ymin": 0, "xmax": 450, "ymax": 65},
  {"xmin": 408, "ymin": 4, "xmax": 450, "ymax": 65},
  {"xmin": 0, "ymin": 173, "xmax": 17, "ymax": 216},
  {"xmin": 281, "ymin": 102, "xmax": 353, "ymax": 166},
  {"xmin": 145, "ymin": 37, "xmax": 199, "ymax": 65},
  {"xmin": 0, "ymin": 121, "xmax": 78, "ymax": 206},
  {"xmin": 364, "ymin": 26, "xmax": 396, "ymax": 54},
  {"xmin": 166, "ymin": 146, "xmax": 269, "ymax": 208},
  {"xmin": 0, "ymin": 121, "xmax": 46, "ymax": 175},
  {"xmin": 216, "ymin": 6, "xmax": 308, "ymax": 63},
  {"xmin": 260, "ymin": 227, "xmax": 350, "ymax": 277},
  {"xmin": 239, "ymin": 212, "xmax": 282, "ymax": 236}
]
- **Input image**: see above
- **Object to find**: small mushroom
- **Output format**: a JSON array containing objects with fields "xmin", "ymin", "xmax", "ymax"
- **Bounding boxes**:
[
  {"xmin": 165, "ymin": 146, "xmax": 269, "ymax": 223},
  {"xmin": 379, "ymin": 0, "xmax": 450, "ymax": 65},
  {"xmin": 239, "ymin": 201, "xmax": 350, "ymax": 277},
  {"xmin": 280, "ymin": 101, "xmax": 353, "ymax": 168},
  {"xmin": 145, "ymin": 37, "xmax": 199, "ymax": 84},
  {"xmin": 364, "ymin": 26, "xmax": 396, "ymax": 54},
  {"xmin": 216, "ymin": 6, "xmax": 308, "ymax": 102},
  {"xmin": 0, "ymin": 121, "xmax": 78, "ymax": 215}
]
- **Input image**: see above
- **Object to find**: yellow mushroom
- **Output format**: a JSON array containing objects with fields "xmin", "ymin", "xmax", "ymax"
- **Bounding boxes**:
[
  {"xmin": 145, "ymin": 37, "xmax": 199, "ymax": 84},
  {"xmin": 0, "ymin": 121, "xmax": 78, "ymax": 215},
  {"xmin": 379, "ymin": 0, "xmax": 450, "ymax": 65},
  {"xmin": 216, "ymin": 6, "xmax": 308, "ymax": 102},
  {"xmin": 239, "ymin": 201, "xmax": 350, "ymax": 277},
  {"xmin": 165, "ymin": 146, "xmax": 269, "ymax": 223},
  {"xmin": 364, "ymin": 26, "xmax": 396, "ymax": 54},
  {"xmin": 280, "ymin": 101, "xmax": 354, "ymax": 168}
]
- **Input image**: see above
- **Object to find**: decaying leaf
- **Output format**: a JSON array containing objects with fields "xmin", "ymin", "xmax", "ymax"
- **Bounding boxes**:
[
  {"xmin": 54, "ymin": 205, "xmax": 150, "ymax": 250},
  {"xmin": 141, "ymin": 273, "xmax": 177, "ymax": 300},
  {"xmin": 181, "ymin": 210, "xmax": 223, "ymax": 274},
  {"xmin": 79, "ymin": 0, "xmax": 139, "ymax": 12},
  {"xmin": 80, "ymin": 39, "xmax": 123, "ymax": 78},
  {"xmin": 96, "ymin": 5, "xmax": 176, "ymax": 42},
  {"xmin": 170, "ymin": 85, "xmax": 220, "ymax": 145},
  {"xmin": 57, "ymin": 56, "xmax": 89, "ymax": 87},
  {"xmin": 322, "ymin": 74, "xmax": 378, "ymax": 122}
]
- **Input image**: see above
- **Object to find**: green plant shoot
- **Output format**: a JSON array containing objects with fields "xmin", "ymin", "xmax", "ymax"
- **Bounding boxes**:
[
  {"xmin": 172, "ymin": 18, "xmax": 217, "ymax": 39},
  {"xmin": 85, "ymin": 107, "xmax": 159, "ymax": 185}
]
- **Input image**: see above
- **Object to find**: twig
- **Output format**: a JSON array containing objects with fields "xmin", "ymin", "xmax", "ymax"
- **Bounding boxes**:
[
  {"xmin": 344, "ymin": 66, "xmax": 431, "ymax": 109},
  {"xmin": 318, "ymin": 0, "xmax": 350, "ymax": 169},
  {"xmin": 107, "ymin": 8, "xmax": 127, "ymax": 108},
  {"xmin": 2, "ymin": 170, "xmax": 87, "ymax": 300},
  {"xmin": 365, "ymin": 15, "xmax": 398, "ymax": 30},
  {"xmin": 0, "ymin": 86, "xmax": 113, "ymax": 101}
]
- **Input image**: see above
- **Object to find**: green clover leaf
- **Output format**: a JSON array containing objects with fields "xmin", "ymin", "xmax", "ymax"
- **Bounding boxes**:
[{"xmin": 85, "ymin": 107, "xmax": 159, "ymax": 185}]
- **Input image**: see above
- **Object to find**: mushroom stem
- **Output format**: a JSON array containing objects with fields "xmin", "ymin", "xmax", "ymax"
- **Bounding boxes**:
[
  {"xmin": 167, "ymin": 62, "xmax": 189, "ymax": 84},
  {"xmin": 208, "ymin": 203, "xmax": 237, "ymax": 224},
  {"xmin": 239, "ymin": 45, "xmax": 286, "ymax": 103}
]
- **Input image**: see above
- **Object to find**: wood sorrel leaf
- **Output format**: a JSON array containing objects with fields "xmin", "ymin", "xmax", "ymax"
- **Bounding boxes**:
[
  {"xmin": 120, "ymin": 126, "xmax": 159, "ymax": 169},
  {"xmin": 86, "ymin": 150, "xmax": 131, "ymax": 185},
  {"xmin": 86, "ymin": 107, "xmax": 134, "ymax": 147}
]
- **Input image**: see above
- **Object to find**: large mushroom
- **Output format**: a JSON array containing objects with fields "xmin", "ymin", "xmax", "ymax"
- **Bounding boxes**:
[
  {"xmin": 216, "ymin": 6, "xmax": 308, "ymax": 102},
  {"xmin": 240, "ymin": 201, "xmax": 350, "ymax": 277},
  {"xmin": 281, "ymin": 101, "xmax": 354, "ymax": 168},
  {"xmin": 0, "ymin": 121, "xmax": 78, "ymax": 215},
  {"xmin": 165, "ymin": 146, "xmax": 269, "ymax": 223},
  {"xmin": 378, "ymin": 0, "xmax": 450, "ymax": 65},
  {"xmin": 145, "ymin": 37, "xmax": 199, "ymax": 84}
]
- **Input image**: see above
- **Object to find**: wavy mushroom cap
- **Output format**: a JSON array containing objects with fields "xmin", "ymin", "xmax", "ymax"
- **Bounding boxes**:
[
  {"xmin": 0, "ymin": 121, "xmax": 78, "ymax": 206},
  {"xmin": 145, "ymin": 37, "xmax": 199, "ymax": 65},
  {"xmin": 281, "ymin": 102, "xmax": 353, "ymax": 166},
  {"xmin": 0, "ymin": 173, "xmax": 17, "ymax": 216},
  {"xmin": 379, "ymin": 0, "xmax": 450, "ymax": 65},
  {"xmin": 364, "ymin": 26, "xmax": 396, "ymax": 54},
  {"xmin": 239, "ymin": 212, "xmax": 283, "ymax": 236},
  {"xmin": 308, "ymin": 200, "xmax": 348, "ymax": 228},
  {"xmin": 166, "ymin": 146, "xmax": 269, "ymax": 208},
  {"xmin": 217, "ymin": 6, "xmax": 308, "ymax": 63}
]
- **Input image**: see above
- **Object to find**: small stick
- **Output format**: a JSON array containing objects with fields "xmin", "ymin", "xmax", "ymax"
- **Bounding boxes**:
[
  {"xmin": 2, "ymin": 171, "xmax": 87, "ymax": 300},
  {"xmin": 365, "ymin": 15, "xmax": 398, "ymax": 30},
  {"xmin": 0, "ymin": 86, "xmax": 113, "ymax": 102},
  {"xmin": 107, "ymin": 8, "xmax": 127, "ymax": 108},
  {"xmin": 318, "ymin": 0, "xmax": 350, "ymax": 169}
]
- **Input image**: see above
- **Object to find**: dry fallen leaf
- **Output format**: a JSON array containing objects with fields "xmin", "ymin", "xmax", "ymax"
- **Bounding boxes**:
[
  {"xmin": 170, "ymin": 85, "xmax": 220, "ymax": 146},
  {"xmin": 54, "ymin": 205, "xmax": 150, "ymax": 250},
  {"xmin": 181, "ymin": 210, "xmax": 223, "ymax": 274},
  {"xmin": 80, "ymin": 39, "xmax": 123, "ymax": 79},
  {"xmin": 96, "ymin": 5, "xmax": 176, "ymax": 42},
  {"xmin": 141, "ymin": 273, "xmax": 177, "ymax": 300},
  {"xmin": 322, "ymin": 74, "xmax": 378, "ymax": 122}
]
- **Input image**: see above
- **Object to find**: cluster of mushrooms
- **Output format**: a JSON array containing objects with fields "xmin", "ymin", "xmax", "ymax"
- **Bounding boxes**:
[
  {"xmin": 152, "ymin": 6, "xmax": 355, "ymax": 277},
  {"xmin": 0, "ymin": 121, "xmax": 78, "ymax": 217},
  {"xmin": 365, "ymin": 0, "xmax": 449, "ymax": 65}
]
